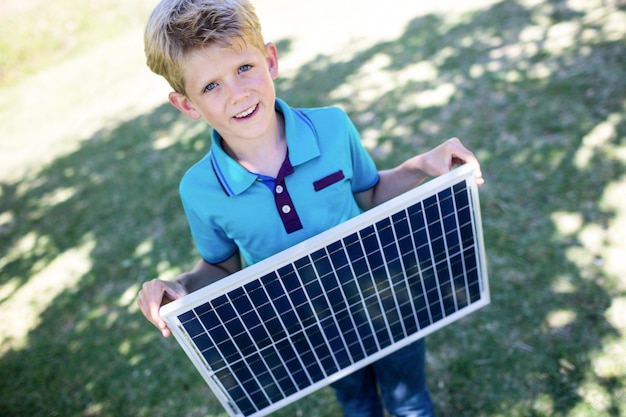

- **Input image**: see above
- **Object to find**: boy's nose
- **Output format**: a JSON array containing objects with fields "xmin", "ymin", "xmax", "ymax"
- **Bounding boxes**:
[{"xmin": 229, "ymin": 80, "xmax": 249, "ymax": 103}]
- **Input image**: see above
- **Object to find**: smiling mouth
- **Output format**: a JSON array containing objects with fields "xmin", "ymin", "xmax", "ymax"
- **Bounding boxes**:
[{"xmin": 234, "ymin": 104, "xmax": 258, "ymax": 119}]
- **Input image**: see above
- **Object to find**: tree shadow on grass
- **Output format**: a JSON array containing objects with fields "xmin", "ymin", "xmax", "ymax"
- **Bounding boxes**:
[{"xmin": 1, "ymin": 0, "xmax": 625, "ymax": 416}]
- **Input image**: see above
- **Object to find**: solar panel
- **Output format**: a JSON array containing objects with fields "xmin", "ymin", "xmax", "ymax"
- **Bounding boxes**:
[{"xmin": 161, "ymin": 164, "xmax": 489, "ymax": 417}]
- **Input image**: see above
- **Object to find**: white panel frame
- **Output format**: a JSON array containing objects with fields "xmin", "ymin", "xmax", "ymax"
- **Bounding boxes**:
[{"xmin": 161, "ymin": 163, "xmax": 489, "ymax": 417}]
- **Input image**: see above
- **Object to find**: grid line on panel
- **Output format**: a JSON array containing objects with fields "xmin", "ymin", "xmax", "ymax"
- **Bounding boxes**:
[
  {"xmin": 358, "ymin": 224, "xmax": 394, "ymax": 350},
  {"xmin": 187, "ymin": 305, "xmax": 260, "ymax": 414},
  {"xmin": 335, "ymin": 240, "xmax": 368, "ymax": 366},
  {"xmin": 438, "ymin": 188, "xmax": 460, "ymax": 316},
  {"xmin": 294, "ymin": 256, "xmax": 338, "ymax": 381},
  {"xmin": 335, "ymin": 237, "xmax": 374, "ymax": 361},
  {"xmin": 274, "ymin": 264, "xmax": 322, "ymax": 390},
  {"xmin": 326, "ymin": 242, "xmax": 369, "ymax": 364},
  {"xmin": 258, "ymin": 272, "xmax": 313, "ymax": 402},
  {"xmin": 165, "ymin": 167, "xmax": 488, "ymax": 417},
  {"xmin": 391, "ymin": 223, "xmax": 413, "ymax": 337},
  {"xmin": 342, "ymin": 231, "xmax": 382, "ymax": 356},
  {"xmin": 233, "ymin": 284, "xmax": 293, "ymax": 406},
  {"xmin": 404, "ymin": 205, "xmax": 430, "ymax": 331},
  {"xmin": 289, "ymin": 260, "xmax": 334, "ymax": 385},
  {"xmin": 456, "ymin": 190, "xmax": 471, "ymax": 305},
  {"xmin": 310, "ymin": 248, "xmax": 352, "ymax": 373},
  {"xmin": 390, "ymin": 209, "xmax": 421, "ymax": 337},
  {"xmin": 375, "ymin": 217, "xmax": 409, "ymax": 341},
  {"xmin": 452, "ymin": 183, "xmax": 472, "ymax": 311},
  {"xmin": 209, "ymin": 293, "xmax": 263, "ymax": 412},
  {"xmin": 226, "ymin": 289, "xmax": 278, "ymax": 406},
  {"xmin": 407, "ymin": 200, "xmax": 436, "ymax": 328},
  {"xmin": 468, "ymin": 184, "xmax": 484, "ymax": 298},
  {"xmin": 425, "ymin": 193, "xmax": 448, "ymax": 323},
  {"xmin": 454, "ymin": 181, "xmax": 481, "ymax": 302}
]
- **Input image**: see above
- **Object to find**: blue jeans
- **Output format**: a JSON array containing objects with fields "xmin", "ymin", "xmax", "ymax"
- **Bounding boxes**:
[{"xmin": 331, "ymin": 339, "xmax": 434, "ymax": 417}]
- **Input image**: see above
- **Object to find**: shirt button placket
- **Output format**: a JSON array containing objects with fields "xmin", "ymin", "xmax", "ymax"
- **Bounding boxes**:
[{"xmin": 274, "ymin": 179, "xmax": 302, "ymax": 233}]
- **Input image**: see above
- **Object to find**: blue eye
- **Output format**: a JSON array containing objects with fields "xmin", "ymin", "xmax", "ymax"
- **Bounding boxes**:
[
  {"xmin": 239, "ymin": 64, "xmax": 252, "ymax": 73},
  {"xmin": 204, "ymin": 82, "xmax": 217, "ymax": 93}
]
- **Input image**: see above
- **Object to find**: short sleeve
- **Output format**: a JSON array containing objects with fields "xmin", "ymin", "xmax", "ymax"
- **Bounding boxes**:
[
  {"xmin": 344, "ymin": 114, "xmax": 379, "ymax": 193},
  {"xmin": 179, "ymin": 165, "xmax": 239, "ymax": 264}
]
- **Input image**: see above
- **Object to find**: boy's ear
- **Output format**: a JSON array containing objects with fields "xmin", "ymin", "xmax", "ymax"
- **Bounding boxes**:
[
  {"xmin": 265, "ymin": 42, "xmax": 279, "ymax": 80},
  {"xmin": 168, "ymin": 92, "xmax": 202, "ymax": 120}
]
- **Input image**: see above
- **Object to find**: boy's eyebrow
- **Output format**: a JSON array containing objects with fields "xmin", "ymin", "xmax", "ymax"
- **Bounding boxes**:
[
  {"xmin": 184, "ymin": 68, "xmax": 215, "ymax": 95},
  {"xmin": 182, "ymin": 53, "xmax": 221, "ymax": 93},
  {"xmin": 188, "ymin": 47, "xmax": 262, "ymax": 93}
]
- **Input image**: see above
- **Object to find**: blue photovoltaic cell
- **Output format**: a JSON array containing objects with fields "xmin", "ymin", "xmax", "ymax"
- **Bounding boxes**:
[{"xmin": 165, "ymin": 166, "xmax": 488, "ymax": 417}]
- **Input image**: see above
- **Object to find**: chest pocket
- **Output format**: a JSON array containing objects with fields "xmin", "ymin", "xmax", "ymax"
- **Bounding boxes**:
[{"xmin": 313, "ymin": 170, "xmax": 345, "ymax": 191}]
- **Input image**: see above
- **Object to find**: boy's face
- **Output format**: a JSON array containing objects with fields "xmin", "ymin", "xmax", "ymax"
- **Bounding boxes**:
[{"xmin": 169, "ymin": 42, "xmax": 279, "ymax": 144}]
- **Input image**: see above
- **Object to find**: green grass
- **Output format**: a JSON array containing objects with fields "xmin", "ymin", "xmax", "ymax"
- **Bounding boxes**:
[
  {"xmin": 0, "ymin": 0, "xmax": 154, "ymax": 86},
  {"xmin": 1, "ymin": 0, "xmax": 626, "ymax": 416}
]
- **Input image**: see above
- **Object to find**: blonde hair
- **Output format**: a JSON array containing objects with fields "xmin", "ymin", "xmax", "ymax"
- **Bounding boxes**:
[{"xmin": 145, "ymin": 0, "xmax": 265, "ymax": 94}]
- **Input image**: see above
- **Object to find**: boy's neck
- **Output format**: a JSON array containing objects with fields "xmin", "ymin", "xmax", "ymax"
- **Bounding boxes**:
[{"xmin": 221, "ymin": 111, "xmax": 287, "ymax": 177}]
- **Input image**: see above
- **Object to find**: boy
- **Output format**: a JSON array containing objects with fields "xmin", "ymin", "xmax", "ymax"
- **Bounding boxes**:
[{"xmin": 137, "ymin": 0, "xmax": 484, "ymax": 416}]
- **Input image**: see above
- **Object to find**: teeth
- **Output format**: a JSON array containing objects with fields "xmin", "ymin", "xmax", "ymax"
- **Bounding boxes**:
[{"xmin": 235, "ymin": 105, "xmax": 256, "ymax": 119}]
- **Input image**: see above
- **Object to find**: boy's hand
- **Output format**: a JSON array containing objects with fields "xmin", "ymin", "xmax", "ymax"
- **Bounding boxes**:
[
  {"xmin": 417, "ymin": 137, "xmax": 484, "ymax": 186},
  {"xmin": 137, "ymin": 256, "xmax": 241, "ymax": 337},
  {"xmin": 137, "ymin": 278, "xmax": 188, "ymax": 338},
  {"xmin": 356, "ymin": 137, "xmax": 484, "ymax": 210}
]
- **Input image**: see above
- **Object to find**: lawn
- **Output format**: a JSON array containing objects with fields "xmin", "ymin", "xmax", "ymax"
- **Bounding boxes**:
[{"xmin": 1, "ymin": 0, "xmax": 625, "ymax": 416}]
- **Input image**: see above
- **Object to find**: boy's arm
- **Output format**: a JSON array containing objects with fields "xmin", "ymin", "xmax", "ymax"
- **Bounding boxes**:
[
  {"xmin": 355, "ymin": 138, "xmax": 484, "ymax": 210},
  {"xmin": 137, "ymin": 252, "xmax": 242, "ymax": 337}
]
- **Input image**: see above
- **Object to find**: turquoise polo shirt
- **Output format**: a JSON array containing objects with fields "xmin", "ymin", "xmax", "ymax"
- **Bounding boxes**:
[{"xmin": 179, "ymin": 98, "xmax": 379, "ymax": 267}]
